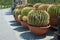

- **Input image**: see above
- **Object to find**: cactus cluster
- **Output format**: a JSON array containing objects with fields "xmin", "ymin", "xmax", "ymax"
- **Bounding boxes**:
[
  {"xmin": 21, "ymin": 7, "xmax": 32, "ymax": 16},
  {"xmin": 27, "ymin": 10, "xmax": 50, "ymax": 27},
  {"xmin": 47, "ymin": 5, "xmax": 60, "ymax": 18}
]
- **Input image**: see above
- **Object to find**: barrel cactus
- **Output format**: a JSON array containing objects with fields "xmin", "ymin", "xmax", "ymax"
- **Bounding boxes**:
[
  {"xmin": 33, "ymin": 3, "xmax": 41, "ymax": 8},
  {"xmin": 21, "ymin": 7, "xmax": 32, "ymax": 16},
  {"xmin": 22, "ymin": 16, "xmax": 28, "ymax": 22},
  {"xmin": 27, "ymin": 10, "xmax": 50, "ymax": 27},
  {"xmin": 18, "ymin": 15, "xmax": 22, "ymax": 21},
  {"xmin": 39, "ymin": 4, "xmax": 50, "ymax": 11},
  {"xmin": 47, "ymin": 5, "xmax": 60, "ymax": 18},
  {"xmin": 13, "ymin": 9, "xmax": 21, "ymax": 17}
]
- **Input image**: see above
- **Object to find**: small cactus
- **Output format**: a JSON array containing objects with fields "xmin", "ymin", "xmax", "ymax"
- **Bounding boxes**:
[
  {"xmin": 33, "ymin": 3, "xmax": 41, "ymax": 8},
  {"xmin": 47, "ymin": 5, "xmax": 60, "ymax": 18},
  {"xmin": 18, "ymin": 15, "xmax": 22, "ymax": 20},
  {"xmin": 39, "ymin": 4, "xmax": 50, "ymax": 11},
  {"xmin": 21, "ymin": 7, "xmax": 32, "ymax": 16},
  {"xmin": 22, "ymin": 16, "xmax": 27, "ymax": 22},
  {"xmin": 27, "ymin": 10, "xmax": 50, "ymax": 27}
]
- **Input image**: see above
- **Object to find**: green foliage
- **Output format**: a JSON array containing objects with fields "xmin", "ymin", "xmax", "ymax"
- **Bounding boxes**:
[
  {"xmin": 27, "ymin": 0, "xmax": 41, "ymax": 4},
  {"xmin": 27, "ymin": 10, "xmax": 50, "ymax": 27},
  {"xmin": 27, "ymin": 0, "xmax": 60, "ymax": 4},
  {"xmin": 21, "ymin": 7, "xmax": 32, "ymax": 16},
  {"xmin": 47, "ymin": 5, "xmax": 60, "ymax": 18},
  {"xmin": 0, "ymin": 0, "xmax": 11, "ymax": 8},
  {"xmin": 40, "ymin": 0, "xmax": 53, "ymax": 3},
  {"xmin": 55, "ymin": 0, "xmax": 60, "ymax": 3}
]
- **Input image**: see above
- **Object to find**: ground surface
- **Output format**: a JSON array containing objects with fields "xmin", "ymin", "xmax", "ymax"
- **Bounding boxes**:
[{"xmin": 0, "ymin": 8, "xmax": 55, "ymax": 40}]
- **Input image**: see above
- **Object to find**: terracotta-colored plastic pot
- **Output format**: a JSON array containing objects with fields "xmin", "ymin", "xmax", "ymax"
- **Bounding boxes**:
[
  {"xmin": 50, "ymin": 18, "xmax": 58, "ymax": 26},
  {"xmin": 20, "ymin": 21, "xmax": 28, "ymax": 29},
  {"xmin": 13, "ymin": 15, "xmax": 21, "ymax": 24},
  {"xmin": 28, "ymin": 24, "xmax": 50, "ymax": 35}
]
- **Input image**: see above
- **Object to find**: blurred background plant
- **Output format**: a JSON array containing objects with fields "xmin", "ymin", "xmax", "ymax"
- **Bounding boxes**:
[
  {"xmin": 0, "ymin": 0, "xmax": 60, "ymax": 9},
  {"xmin": 0, "ymin": 0, "xmax": 12, "ymax": 9}
]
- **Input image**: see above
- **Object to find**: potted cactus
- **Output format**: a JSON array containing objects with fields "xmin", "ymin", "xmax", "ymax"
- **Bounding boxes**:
[
  {"xmin": 20, "ymin": 7, "xmax": 32, "ymax": 28},
  {"xmin": 27, "ymin": 9, "xmax": 50, "ymax": 35},
  {"xmin": 47, "ymin": 4, "xmax": 60, "ymax": 26}
]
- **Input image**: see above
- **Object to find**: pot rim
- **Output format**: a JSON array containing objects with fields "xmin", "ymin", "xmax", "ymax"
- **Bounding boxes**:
[{"xmin": 28, "ymin": 24, "xmax": 50, "ymax": 28}]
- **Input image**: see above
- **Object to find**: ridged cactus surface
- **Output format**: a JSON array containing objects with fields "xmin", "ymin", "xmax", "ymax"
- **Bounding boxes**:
[
  {"xmin": 18, "ymin": 15, "xmax": 22, "ymax": 20},
  {"xmin": 47, "ymin": 5, "xmax": 60, "ymax": 18},
  {"xmin": 21, "ymin": 7, "xmax": 32, "ymax": 16},
  {"xmin": 22, "ymin": 16, "xmax": 28, "ymax": 22},
  {"xmin": 13, "ymin": 9, "xmax": 21, "ymax": 17},
  {"xmin": 27, "ymin": 10, "xmax": 50, "ymax": 26}
]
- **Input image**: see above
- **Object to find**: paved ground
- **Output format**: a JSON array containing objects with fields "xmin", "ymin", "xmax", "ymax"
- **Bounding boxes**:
[{"xmin": 0, "ymin": 8, "xmax": 55, "ymax": 40}]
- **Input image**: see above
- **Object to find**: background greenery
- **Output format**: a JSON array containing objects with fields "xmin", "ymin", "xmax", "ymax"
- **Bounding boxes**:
[
  {"xmin": 0, "ymin": 0, "xmax": 60, "ymax": 9},
  {"xmin": 28, "ymin": 0, "xmax": 60, "ymax": 4},
  {"xmin": 0, "ymin": 0, "xmax": 12, "ymax": 9}
]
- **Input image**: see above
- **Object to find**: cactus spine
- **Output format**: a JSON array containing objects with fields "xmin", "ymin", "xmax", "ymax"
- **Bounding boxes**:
[{"xmin": 27, "ymin": 10, "xmax": 50, "ymax": 27}]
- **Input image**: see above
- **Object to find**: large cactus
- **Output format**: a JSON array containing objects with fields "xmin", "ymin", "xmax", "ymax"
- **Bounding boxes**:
[
  {"xmin": 47, "ymin": 5, "xmax": 60, "ymax": 18},
  {"xmin": 13, "ymin": 9, "xmax": 21, "ymax": 17},
  {"xmin": 21, "ymin": 7, "xmax": 32, "ymax": 16},
  {"xmin": 27, "ymin": 10, "xmax": 50, "ymax": 27},
  {"xmin": 33, "ymin": 3, "xmax": 42, "ymax": 8},
  {"xmin": 38, "ymin": 4, "xmax": 50, "ymax": 11}
]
